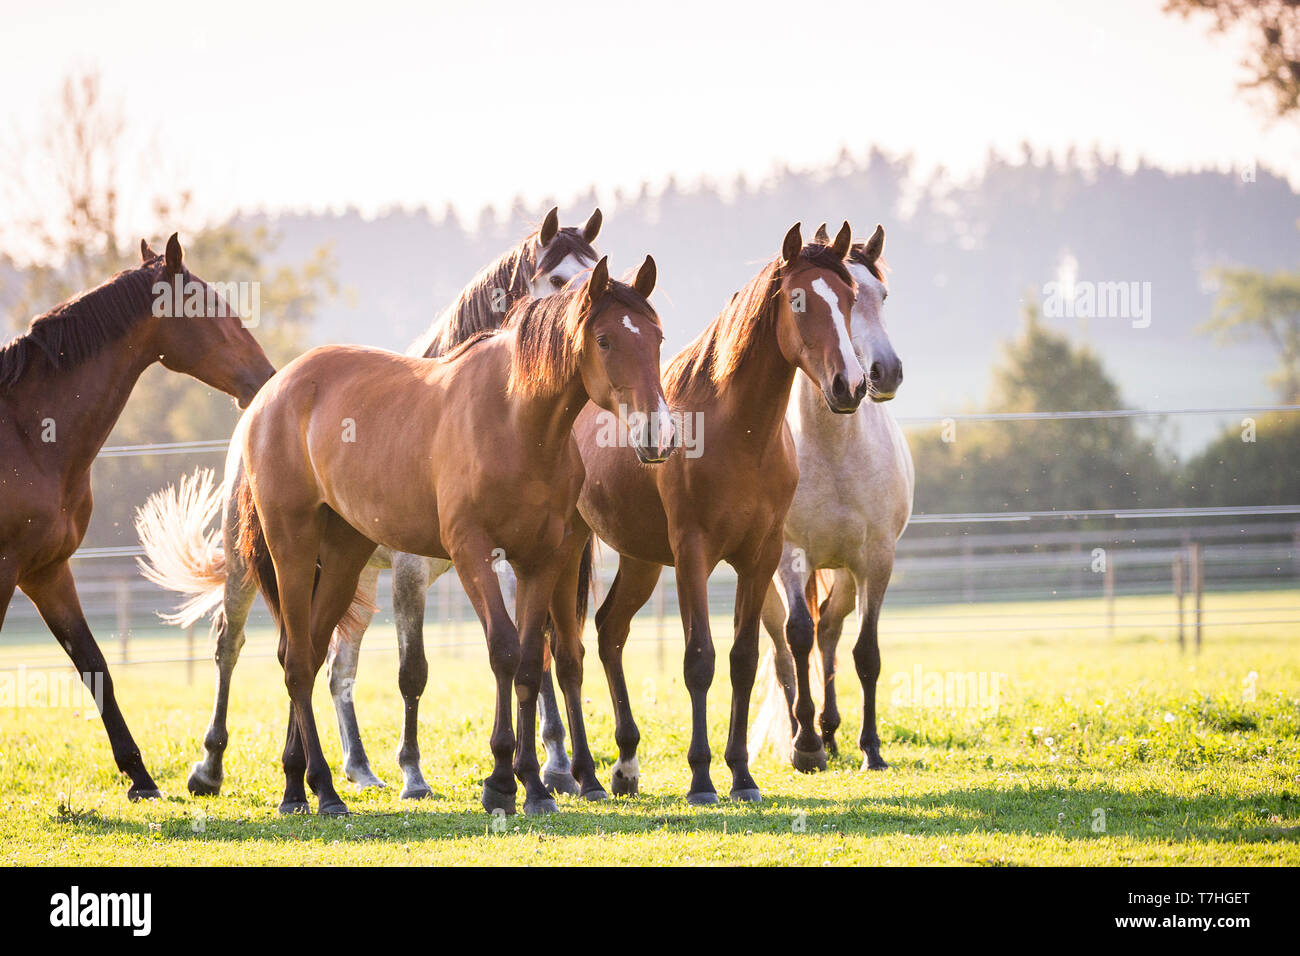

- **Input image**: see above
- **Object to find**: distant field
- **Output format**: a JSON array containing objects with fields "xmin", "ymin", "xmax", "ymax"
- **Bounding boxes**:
[{"xmin": 1, "ymin": 589, "xmax": 1297, "ymax": 865}]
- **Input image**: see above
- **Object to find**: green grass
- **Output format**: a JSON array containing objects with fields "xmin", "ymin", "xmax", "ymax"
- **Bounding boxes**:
[{"xmin": 1, "ymin": 589, "xmax": 1297, "ymax": 865}]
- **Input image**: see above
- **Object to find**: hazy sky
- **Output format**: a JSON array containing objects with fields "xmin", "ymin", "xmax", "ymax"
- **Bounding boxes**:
[{"xmin": 1, "ymin": 0, "xmax": 1296, "ymax": 242}]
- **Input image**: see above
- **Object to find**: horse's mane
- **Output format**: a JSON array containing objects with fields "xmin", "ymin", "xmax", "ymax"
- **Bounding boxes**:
[
  {"xmin": 505, "ymin": 278, "xmax": 656, "ymax": 398},
  {"xmin": 411, "ymin": 225, "xmax": 597, "ymax": 359},
  {"xmin": 664, "ymin": 243, "xmax": 853, "ymax": 403},
  {"xmin": 0, "ymin": 261, "xmax": 160, "ymax": 390}
]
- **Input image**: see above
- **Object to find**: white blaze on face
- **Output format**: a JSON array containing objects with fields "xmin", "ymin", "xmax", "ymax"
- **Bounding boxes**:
[
  {"xmin": 622, "ymin": 315, "xmax": 641, "ymax": 335},
  {"xmin": 810, "ymin": 276, "xmax": 865, "ymax": 384},
  {"xmin": 655, "ymin": 394, "xmax": 675, "ymax": 450},
  {"xmin": 532, "ymin": 252, "xmax": 594, "ymax": 297},
  {"xmin": 845, "ymin": 261, "xmax": 887, "ymax": 358}
]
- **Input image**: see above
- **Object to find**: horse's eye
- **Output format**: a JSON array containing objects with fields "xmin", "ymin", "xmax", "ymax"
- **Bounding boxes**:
[
  {"xmin": 881, "ymin": 290, "xmax": 888, "ymax": 301},
  {"xmin": 596, "ymin": 335, "xmax": 611, "ymax": 351},
  {"xmin": 550, "ymin": 275, "xmax": 566, "ymax": 289}
]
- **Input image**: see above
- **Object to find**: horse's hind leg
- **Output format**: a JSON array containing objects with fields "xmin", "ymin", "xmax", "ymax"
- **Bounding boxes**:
[
  {"xmin": 595, "ymin": 554, "xmax": 662, "ymax": 797},
  {"xmin": 815, "ymin": 568, "xmax": 857, "ymax": 758},
  {"xmin": 21, "ymin": 560, "xmax": 159, "ymax": 799},
  {"xmin": 760, "ymin": 581, "xmax": 797, "ymax": 734},
  {"xmin": 773, "ymin": 543, "xmax": 825, "ymax": 772},
  {"xmin": 189, "ymin": 493, "xmax": 257, "ymax": 795},
  {"xmin": 852, "ymin": 551, "xmax": 895, "ymax": 771},
  {"xmin": 549, "ymin": 533, "xmax": 607, "ymax": 800},
  {"xmin": 392, "ymin": 551, "xmax": 444, "ymax": 800},
  {"xmin": 328, "ymin": 562, "xmax": 384, "ymax": 789}
]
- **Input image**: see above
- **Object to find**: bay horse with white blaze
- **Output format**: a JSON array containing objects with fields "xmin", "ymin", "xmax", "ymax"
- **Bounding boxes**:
[
  {"xmin": 136, "ymin": 207, "xmax": 600, "ymax": 798},
  {"xmin": 567, "ymin": 222, "xmax": 865, "ymax": 803},
  {"xmin": 235, "ymin": 256, "xmax": 669, "ymax": 815},
  {"xmin": 0, "ymin": 235, "xmax": 274, "ymax": 799}
]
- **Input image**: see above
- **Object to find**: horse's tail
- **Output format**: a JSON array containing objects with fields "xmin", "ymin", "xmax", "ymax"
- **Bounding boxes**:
[
  {"xmin": 134, "ymin": 468, "xmax": 228, "ymax": 629},
  {"xmin": 331, "ymin": 568, "xmax": 381, "ymax": 657},
  {"xmin": 234, "ymin": 472, "xmax": 280, "ymax": 624}
]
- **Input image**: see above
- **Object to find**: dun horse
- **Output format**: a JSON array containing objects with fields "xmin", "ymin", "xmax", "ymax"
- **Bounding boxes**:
[
  {"xmin": 751, "ymin": 223, "xmax": 914, "ymax": 772},
  {"xmin": 234, "ymin": 256, "xmax": 670, "ymax": 815},
  {"xmin": 0, "ymin": 236, "xmax": 274, "ymax": 799},
  {"xmin": 136, "ymin": 208, "xmax": 600, "ymax": 797},
  {"xmin": 566, "ymin": 223, "xmax": 865, "ymax": 804}
]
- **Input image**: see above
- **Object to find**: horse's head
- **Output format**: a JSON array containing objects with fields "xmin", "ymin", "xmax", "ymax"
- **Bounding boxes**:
[
  {"xmin": 816, "ymin": 222, "xmax": 901, "ymax": 402},
  {"xmin": 530, "ymin": 206, "xmax": 602, "ymax": 296},
  {"xmin": 142, "ymin": 234, "xmax": 275, "ymax": 408},
  {"xmin": 773, "ymin": 222, "xmax": 866, "ymax": 414},
  {"xmin": 578, "ymin": 256, "xmax": 675, "ymax": 463}
]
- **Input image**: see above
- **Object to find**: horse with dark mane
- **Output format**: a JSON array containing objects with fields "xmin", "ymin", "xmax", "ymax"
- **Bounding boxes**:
[
  {"xmin": 0, "ymin": 235, "xmax": 274, "ymax": 799},
  {"xmin": 136, "ymin": 208, "xmax": 600, "ymax": 798}
]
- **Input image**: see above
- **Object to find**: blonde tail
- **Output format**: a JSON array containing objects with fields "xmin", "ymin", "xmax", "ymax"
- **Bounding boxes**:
[{"xmin": 134, "ymin": 468, "xmax": 228, "ymax": 629}]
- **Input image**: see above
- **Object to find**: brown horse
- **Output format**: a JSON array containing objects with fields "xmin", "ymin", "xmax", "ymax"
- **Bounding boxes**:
[
  {"xmin": 564, "ymin": 222, "xmax": 865, "ymax": 803},
  {"xmin": 0, "ymin": 235, "xmax": 274, "ymax": 799},
  {"xmin": 235, "ymin": 256, "xmax": 670, "ymax": 815}
]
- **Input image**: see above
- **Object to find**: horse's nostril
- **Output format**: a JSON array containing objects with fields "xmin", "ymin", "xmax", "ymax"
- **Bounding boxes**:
[
  {"xmin": 869, "ymin": 362, "xmax": 883, "ymax": 382},
  {"xmin": 854, "ymin": 379, "xmax": 867, "ymax": 401},
  {"xmin": 831, "ymin": 373, "xmax": 850, "ymax": 400}
]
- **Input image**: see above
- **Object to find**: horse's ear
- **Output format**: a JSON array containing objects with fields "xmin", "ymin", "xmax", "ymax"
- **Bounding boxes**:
[
  {"xmin": 585, "ymin": 256, "xmax": 610, "ymax": 304},
  {"xmin": 781, "ymin": 222, "xmax": 803, "ymax": 265},
  {"xmin": 583, "ymin": 208, "xmax": 602, "ymax": 243},
  {"xmin": 539, "ymin": 206, "xmax": 559, "ymax": 246},
  {"xmin": 830, "ymin": 220, "xmax": 852, "ymax": 260},
  {"xmin": 140, "ymin": 239, "xmax": 157, "ymax": 262},
  {"xmin": 862, "ymin": 223, "xmax": 885, "ymax": 263},
  {"xmin": 813, "ymin": 222, "xmax": 829, "ymax": 244},
  {"xmin": 632, "ymin": 255, "xmax": 656, "ymax": 299},
  {"xmin": 164, "ymin": 233, "xmax": 184, "ymax": 275}
]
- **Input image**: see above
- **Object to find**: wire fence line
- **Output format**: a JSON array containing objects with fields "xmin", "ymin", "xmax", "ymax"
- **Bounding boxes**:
[{"xmin": 94, "ymin": 404, "xmax": 1300, "ymax": 459}]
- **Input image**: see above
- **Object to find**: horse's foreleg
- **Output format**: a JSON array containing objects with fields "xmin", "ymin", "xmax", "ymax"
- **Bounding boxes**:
[
  {"xmin": 548, "ymin": 532, "xmax": 606, "ymax": 800},
  {"xmin": 454, "ymin": 542, "xmax": 520, "ymax": 815},
  {"xmin": 816, "ymin": 568, "xmax": 857, "ymax": 757},
  {"xmin": 773, "ymin": 544, "xmax": 825, "ymax": 771},
  {"xmin": 393, "ymin": 551, "xmax": 442, "ymax": 799},
  {"xmin": 512, "ymin": 566, "xmax": 565, "ymax": 815},
  {"xmin": 189, "ymin": 499, "xmax": 258, "ymax": 796},
  {"xmin": 22, "ymin": 560, "xmax": 159, "ymax": 799},
  {"xmin": 853, "ymin": 553, "xmax": 894, "ymax": 770},
  {"xmin": 725, "ymin": 556, "xmax": 779, "ymax": 802},
  {"xmin": 595, "ymin": 554, "xmax": 661, "ymax": 797},
  {"xmin": 674, "ymin": 540, "xmax": 718, "ymax": 804},
  {"xmin": 328, "ymin": 562, "xmax": 383, "ymax": 789}
]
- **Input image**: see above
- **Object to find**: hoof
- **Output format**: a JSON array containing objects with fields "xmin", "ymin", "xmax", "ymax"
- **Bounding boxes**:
[
  {"xmin": 278, "ymin": 799, "xmax": 310, "ymax": 815},
  {"xmin": 318, "ymin": 799, "xmax": 350, "ymax": 816},
  {"xmin": 823, "ymin": 735, "xmax": 840, "ymax": 758},
  {"xmin": 127, "ymin": 785, "xmax": 162, "ymax": 802},
  {"xmin": 581, "ymin": 787, "xmax": 609, "ymax": 802},
  {"xmin": 792, "ymin": 746, "xmax": 828, "ymax": 774},
  {"xmin": 187, "ymin": 763, "xmax": 222, "ymax": 796},
  {"xmin": 524, "ymin": 796, "xmax": 558, "ymax": 816},
  {"xmin": 861, "ymin": 753, "xmax": 890, "ymax": 771},
  {"xmin": 686, "ymin": 790, "xmax": 719, "ymax": 806},
  {"xmin": 729, "ymin": 787, "xmax": 762, "ymax": 803},
  {"xmin": 541, "ymin": 768, "xmax": 580, "ymax": 797},
  {"xmin": 610, "ymin": 773, "xmax": 639, "ymax": 797},
  {"xmin": 345, "ymin": 767, "xmax": 387, "ymax": 790},
  {"xmin": 481, "ymin": 782, "xmax": 517, "ymax": 816},
  {"xmin": 399, "ymin": 784, "xmax": 434, "ymax": 800}
]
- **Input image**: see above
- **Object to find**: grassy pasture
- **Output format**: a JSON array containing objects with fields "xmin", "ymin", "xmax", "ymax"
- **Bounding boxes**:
[{"xmin": 0, "ymin": 589, "xmax": 1297, "ymax": 865}]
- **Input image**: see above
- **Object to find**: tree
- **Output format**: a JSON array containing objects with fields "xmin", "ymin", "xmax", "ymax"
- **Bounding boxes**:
[
  {"xmin": 1202, "ymin": 265, "xmax": 1300, "ymax": 402},
  {"xmin": 1165, "ymin": 0, "xmax": 1300, "ymax": 118}
]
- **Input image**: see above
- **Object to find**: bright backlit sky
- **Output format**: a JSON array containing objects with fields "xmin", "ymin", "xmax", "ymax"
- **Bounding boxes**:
[{"xmin": 1, "ymin": 0, "xmax": 1296, "ymax": 240}]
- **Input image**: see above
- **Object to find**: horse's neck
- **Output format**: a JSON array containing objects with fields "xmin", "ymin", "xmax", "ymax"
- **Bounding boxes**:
[
  {"xmin": 710, "ymin": 323, "xmax": 798, "ymax": 445},
  {"xmin": 22, "ymin": 322, "xmax": 156, "ymax": 469},
  {"xmin": 507, "ymin": 363, "xmax": 588, "ymax": 459}
]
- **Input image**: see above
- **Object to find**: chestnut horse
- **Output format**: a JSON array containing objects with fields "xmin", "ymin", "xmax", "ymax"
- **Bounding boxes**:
[
  {"xmin": 0, "ymin": 235, "xmax": 274, "ymax": 799},
  {"xmin": 235, "ymin": 257, "xmax": 670, "ymax": 815},
  {"xmin": 566, "ymin": 223, "xmax": 865, "ymax": 804},
  {"xmin": 136, "ymin": 207, "xmax": 600, "ymax": 797}
]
